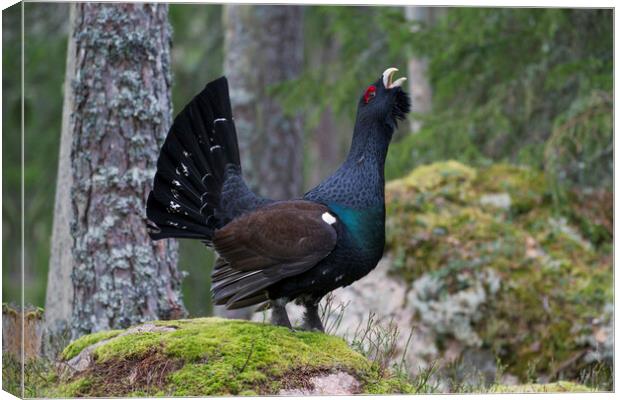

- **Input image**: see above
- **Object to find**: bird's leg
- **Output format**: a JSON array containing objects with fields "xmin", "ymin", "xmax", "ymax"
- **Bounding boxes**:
[
  {"xmin": 270, "ymin": 298, "xmax": 292, "ymax": 329},
  {"xmin": 301, "ymin": 299, "xmax": 324, "ymax": 333}
]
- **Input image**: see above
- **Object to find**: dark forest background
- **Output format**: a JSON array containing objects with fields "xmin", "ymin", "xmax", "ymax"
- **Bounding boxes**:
[{"xmin": 2, "ymin": 4, "xmax": 613, "ymax": 317}]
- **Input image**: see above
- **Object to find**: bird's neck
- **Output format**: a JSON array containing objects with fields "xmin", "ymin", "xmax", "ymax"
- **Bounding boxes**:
[
  {"xmin": 314, "ymin": 120, "xmax": 393, "ymax": 208},
  {"xmin": 344, "ymin": 119, "xmax": 392, "ymax": 168}
]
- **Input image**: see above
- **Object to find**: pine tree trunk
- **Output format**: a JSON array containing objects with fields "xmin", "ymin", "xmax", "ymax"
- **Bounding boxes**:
[
  {"xmin": 218, "ymin": 5, "xmax": 304, "ymax": 319},
  {"xmin": 67, "ymin": 3, "xmax": 185, "ymax": 338}
]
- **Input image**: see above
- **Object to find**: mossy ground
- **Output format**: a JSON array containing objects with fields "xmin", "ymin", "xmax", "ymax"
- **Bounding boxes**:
[
  {"xmin": 52, "ymin": 318, "xmax": 414, "ymax": 397},
  {"xmin": 49, "ymin": 315, "xmax": 598, "ymax": 397},
  {"xmin": 385, "ymin": 161, "xmax": 612, "ymax": 383},
  {"xmin": 489, "ymin": 381, "xmax": 593, "ymax": 393}
]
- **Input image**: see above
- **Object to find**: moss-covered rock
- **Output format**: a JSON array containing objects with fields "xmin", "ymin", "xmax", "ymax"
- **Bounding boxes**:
[
  {"xmin": 384, "ymin": 161, "xmax": 612, "ymax": 384},
  {"xmin": 61, "ymin": 329, "xmax": 123, "ymax": 361},
  {"xmin": 52, "ymin": 318, "xmax": 414, "ymax": 397}
]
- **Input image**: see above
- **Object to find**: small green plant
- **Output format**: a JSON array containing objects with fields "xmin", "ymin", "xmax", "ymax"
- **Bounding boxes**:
[
  {"xmin": 2, "ymin": 354, "xmax": 57, "ymax": 398},
  {"xmin": 318, "ymin": 292, "xmax": 349, "ymax": 335},
  {"xmin": 347, "ymin": 312, "xmax": 440, "ymax": 393},
  {"xmin": 578, "ymin": 361, "xmax": 613, "ymax": 391}
]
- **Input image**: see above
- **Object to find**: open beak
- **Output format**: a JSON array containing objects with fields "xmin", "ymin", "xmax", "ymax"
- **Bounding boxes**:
[{"xmin": 382, "ymin": 67, "xmax": 407, "ymax": 89}]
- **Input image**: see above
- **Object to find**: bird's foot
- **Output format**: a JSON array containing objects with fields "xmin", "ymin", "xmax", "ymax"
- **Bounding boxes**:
[
  {"xmin": 271, "ymin": 298, "xmax": 293, "ymax": 329},
  {"xmin": 298, "ymin": 323, "xmax": 324, "ymax": 333},
  {"xmin": 301, "ymin": 299, "xmax": 325, "ymax": 333},
  {"xmin": 300, "ymin": 315, "xmax": 325, "ymax": 333}
]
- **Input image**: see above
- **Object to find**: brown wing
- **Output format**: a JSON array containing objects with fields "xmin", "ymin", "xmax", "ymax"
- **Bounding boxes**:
[{"xmin": 211, "ymin": 200, "xmax": 338, "ymax": 309}]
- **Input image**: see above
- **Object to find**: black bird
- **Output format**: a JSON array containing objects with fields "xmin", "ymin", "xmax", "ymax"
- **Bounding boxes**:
[{"xmin": 146, "ymin": 68, "xmax": 410, "ymax": 331}]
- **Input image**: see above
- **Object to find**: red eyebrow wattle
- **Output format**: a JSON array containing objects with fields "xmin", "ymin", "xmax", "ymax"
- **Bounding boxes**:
[{"xmin": 364, "ymin": 85, "xmax": 376, "ymax": 103}]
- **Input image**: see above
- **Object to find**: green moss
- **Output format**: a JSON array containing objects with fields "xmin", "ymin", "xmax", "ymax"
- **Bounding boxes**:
[
  {"xmin": 55, "ymin": 318, "xmax": 412, "ymax": 397},
  {"xmin": 490, "ymin": 381, "xmax": 593, "ymax": 393},
  {"xmin": 388, "ymin": 160, "xmax": 477, "ymax": 193},
  {"xmin": 385, "ymin": 161, "xmax": 612, "ymax": 381},
  {"xmin": 363, "ymin": 373, "xmax": 416, "ymax": 394},
  {"xmin": 53, "ymin": 377, "xmax": 94, "ymax": 397},
  {"xmin": 61, "ymin": 329, "xmax": 123, "ymax": 360},
  {"xmin": 476, "ymin": 163, "xmax": 548, "ymax": 214}
]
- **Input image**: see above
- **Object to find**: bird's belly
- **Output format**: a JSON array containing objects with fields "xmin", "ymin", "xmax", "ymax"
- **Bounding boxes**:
[
  {"xmin": 270, "ymin": 247, "xmax": 382, "ymax": 301},
  {"xmin": 318, "ymin": 242, "xmax": 384, "ymax": 288}
]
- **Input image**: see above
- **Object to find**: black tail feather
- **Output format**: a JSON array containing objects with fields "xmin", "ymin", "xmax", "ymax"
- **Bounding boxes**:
[{"xmin": 146, "ymin": 77, "xmax": 241, "ymax": 242}]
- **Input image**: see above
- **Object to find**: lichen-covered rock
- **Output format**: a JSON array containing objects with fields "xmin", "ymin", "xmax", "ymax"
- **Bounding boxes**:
[
  {"xmin": 382, "ymin": 161, "xmax": 612, "ymax": 384},
  {"xmin": 52, "ymin": 318, "xmax": 414, "ymax": 397}
]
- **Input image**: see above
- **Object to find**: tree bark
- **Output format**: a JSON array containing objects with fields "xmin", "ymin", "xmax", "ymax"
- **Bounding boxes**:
[
  {"xmin": 223, "ymin": 4, "xmax": 304, "ymax": 200},
  {"xmin": 218, "ymin": 5, "xmax": 304, "ymax": 319},
  {"xmin": 67, "ymin": 3, "xmax": 185, "ymax": 338},
  {"xmin": 44, "ymin": 4, "xmax": 76, "ymax": 353},
  {"xmin": 308, "ymin": 37, "xmax": 346, "ymax": 189},
  {"xmin": 404, "ymin": 6, "xmax": 433, "ymax": 133}
]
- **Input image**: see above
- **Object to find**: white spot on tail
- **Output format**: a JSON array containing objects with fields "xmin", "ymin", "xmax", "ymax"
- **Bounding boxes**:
[
  {"xmin": 210, "ymin": 145, "xmax": 221, "ymax": 152},
  {"xmin": 214, "ymin": 118, "xmax": 227, "ymax": 123},
  {"xmin": 321, "ymin": 212, "xmax": 336, "ymax": 225},
  {"xmin": 335, "ymin": 274, "xmax": 344, "ymax": 282}
]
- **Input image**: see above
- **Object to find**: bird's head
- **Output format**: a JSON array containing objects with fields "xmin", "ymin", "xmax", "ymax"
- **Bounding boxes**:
[{"xmin": 357, "ymin": 67, "xmax": 411, "ymax": 130}]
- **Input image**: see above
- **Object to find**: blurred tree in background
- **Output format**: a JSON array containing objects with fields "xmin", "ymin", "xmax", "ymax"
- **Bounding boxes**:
[
  {"xmin": 2, "ymin": 3, "xmax": 69, "ymax": 307},
  {"xmin": 217, "ymin": 4, "xmax": 305, "ymax": 320},
  {"xmin": 2, "ymin": 5, "xmax": 613, "ymax": 318},
  {"xmin": 2, "ymin": 4, "xmax": 22, "ymax": 306}
]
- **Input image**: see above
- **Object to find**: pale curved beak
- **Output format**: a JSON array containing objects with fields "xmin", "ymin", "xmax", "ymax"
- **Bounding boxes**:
[{"xmin": 382, "ymin": 67, "xmax": 407, "ymax": 89}]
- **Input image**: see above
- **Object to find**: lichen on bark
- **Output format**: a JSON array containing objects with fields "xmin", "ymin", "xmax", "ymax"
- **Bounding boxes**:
[{"xmin": 68, "ymin": 3, "xmax": 185, "ymax": 338}]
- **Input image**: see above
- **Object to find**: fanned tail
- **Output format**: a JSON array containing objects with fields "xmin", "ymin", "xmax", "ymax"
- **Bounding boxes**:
[{"xmin": 146, "ymin": 77, "xmax": 241, "ymax": 243}]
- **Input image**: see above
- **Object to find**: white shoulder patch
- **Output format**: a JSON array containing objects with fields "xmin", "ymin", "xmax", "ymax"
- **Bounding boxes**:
[{"xmin": 321, "ymin": 212, "xmax": 336, "ymax": 225}]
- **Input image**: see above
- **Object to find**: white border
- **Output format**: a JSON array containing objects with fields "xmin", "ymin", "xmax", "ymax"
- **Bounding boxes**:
[{"xmin": 0, "ymin": 1, "xmax": 616, "ymax": 400}]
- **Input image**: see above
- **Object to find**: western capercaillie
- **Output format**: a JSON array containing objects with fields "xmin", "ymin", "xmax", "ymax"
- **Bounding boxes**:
[{"xmin": 146, "ymin": 68, "xmax": 410, "ymax": 331}]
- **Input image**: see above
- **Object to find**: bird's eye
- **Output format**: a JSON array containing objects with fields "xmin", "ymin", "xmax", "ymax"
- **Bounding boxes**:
[{"xmin": 363, "ymin": 85, "xmax": 376, "ymax": 104}]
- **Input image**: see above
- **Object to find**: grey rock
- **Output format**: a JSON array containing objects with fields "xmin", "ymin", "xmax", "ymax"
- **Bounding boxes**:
[{"xmin": 279, "ymin": 371, "xmax": 361, "ymax": 395}]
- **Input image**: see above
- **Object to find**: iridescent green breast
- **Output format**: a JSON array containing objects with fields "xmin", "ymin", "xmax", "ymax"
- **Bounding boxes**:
[{"xmin": 328, "ymin": 203, "xmax": 385, "ymax": 252}]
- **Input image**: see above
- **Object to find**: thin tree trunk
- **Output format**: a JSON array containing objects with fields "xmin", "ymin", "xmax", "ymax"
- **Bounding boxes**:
[
  {"xmin": 308, "ymin": 36, "xmax": 345, "ymax": 188},
  {"xmin": 217, "ymin": 4, "xmax": 304, "ymax": 319},
  {"xmin": 44, "ymin": 4, "xmax": 76, "ymax": 355},
  {"xmin": 68, "ymin": 3, "xmax": 185, "ymax": 338},
  {"xmin": 405, "ymin": 6, "xmax": 432, "ymax": 133},
  {"xmin": 223, "ymin": 4, "xmax": 304, "ymax": 200}
]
